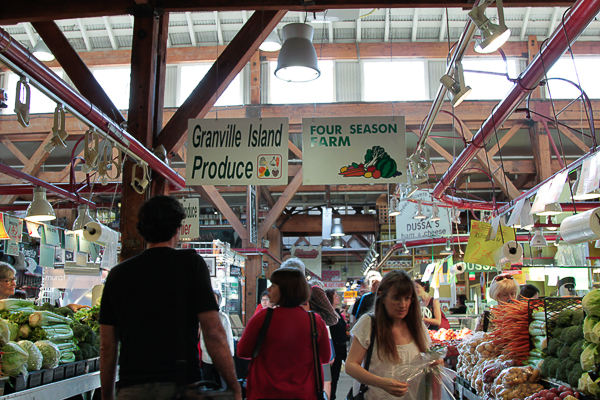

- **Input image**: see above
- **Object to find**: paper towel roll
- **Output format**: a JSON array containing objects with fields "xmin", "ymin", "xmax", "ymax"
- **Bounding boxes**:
[
  {"xmin": 449, "ymin": 262, "xmax": 466, "ymax": 275},
  {"xmin": 83, "ymin": 222, "xmax": 117, "ymax": 247},
  {"xmin": 493, "ymin": 241, "xmax": 523, "ymax": 269},
  {"xmin": 560, "ymin": 207, "xmax": 600, "ymax": 244}
]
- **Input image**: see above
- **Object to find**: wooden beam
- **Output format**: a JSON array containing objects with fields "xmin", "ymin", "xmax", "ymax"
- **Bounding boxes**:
[
  {"xmin": 156, "ymin": 10, "xmax": 286, "ymax": 154},
  {"xmin": 527, "ymin": 36, "xmax": 542, "ymax": 99},
  {"xmin": 0, "ymin": 137, "xmax": 29, "ymax": 166},
  {"xmin": 487, "ymin": 123, "xmax": 523, "ymax": 158},
  {"xmin": 258, "ymin": 168, "xmax": 303, "ymax": 240},
  {"xmin": 260, "ymin": 185, "xmax": 276, "ymax": 208},
  {"xmin": 250, "ymin": 51, "xmax": 261, "ymax": 105},
  {"xmin": 32, "ymin": 21, "xmax": 126, "ymax": 125},
  {"xmin": 353, "ymin": 234, "xmax": 372, "ymax": 248},
  {"xmin": 192, "ymin": 185, "xmax": 247, "ymax": 240},
  {"xmin": 288, "ymin": 140, "xmax": 303, "ymax": 160},
  {"xmin": 280, "ymin": 214, "xmax": 378, "ymax": 235},
  {"xmin": 556, "ymin": 124, "xmax": 589, "ymax": 153},
  {"xmin": 411, "ymin": 129, "xmax": 453, "ymax": 162}
]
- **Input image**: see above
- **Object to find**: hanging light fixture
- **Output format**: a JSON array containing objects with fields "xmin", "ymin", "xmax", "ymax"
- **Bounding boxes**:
[
  {"xmin": 536, "ymin": 202, "xmax": 563, "ymax": 216},
  {"xmin": 331, "ymin": 237, "xmax": 344, "ymax": 249},
  {"xmin": 554, "ymin": 236, "xmax": 561, "ymax": 247},
  {"xmin": 331, "ymin": 217, "xmax": 345, "ymax": 237},
  {"xmin": 259, "ymin": 30, "xmax": 282, "ymax": 52},
  {"xmin": 72, "ymin": 204, "xmax": 96, "ymax": 234},
  {"xmin": 274, "ymin": 23, "xmax": 320, "ymax": 82},
  {"xmin": 440, "ymin": 61, "xmax": 472, "ymax": 107},
  {"xmin": 468, "ymin": 0, "xmax": 511, "ymax": 54},
  {"xmin": 389, "ymin": 197, "xmax": 401, "ymax": 217},
  {"xmin": 530, "ymin": 228, "xmax": 547, "ymax": 248},
  {"xmin": 414, "ymin": 200, "xmax": 426, "ymax": 220},
  {"xmin": 402, "ymin": 243, "xmax": 410, "ymax": 255},
  {"xmin": 595, "ymin": 239, "xmax": 600, "ymax": 249},
  {"xmin": 32, "ymin": 39, "xmax": 55, "ymax": 61},
  {"xmin": 25, "ymin": 187, "xmax": 56, "ymax": 222},
  {"xmin": 440, "ymin": 239, "xmax": 453, "ymax": 255},
  {"xmin": 452, "ymin": 207, "xmax": 461, "ymax": 224},
  {"xmin": 430, "ymin": 204, "xmax": 441, "ymax": 222}
]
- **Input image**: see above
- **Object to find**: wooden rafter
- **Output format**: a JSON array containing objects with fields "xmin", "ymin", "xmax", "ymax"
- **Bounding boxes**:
[
  {"xmin": 192, "ymin": 185, "xmax": 247, "ymax": 239},
  {"xmin": 258, "ymin": 168, "xmax": 303, "ymax": 240},
  {"xmin": 487, "ymin": 123, "xmax": 523, "ymax": 158},
  {"xmin": 0, "ymin": 137, "xmax": 29, "ymax": 166}
]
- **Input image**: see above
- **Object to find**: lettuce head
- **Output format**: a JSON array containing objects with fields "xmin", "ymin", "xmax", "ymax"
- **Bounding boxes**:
[
  {"xmin": 18, "ymin": 340, "xmax": 42, "ymax": 371},
  {"xmin": 581, "ymin": 342, "xmax": 599, "ymax": 371},
  {"xmin": 583, "ymin": 289, "xmax": 600, "ymax": 317},
  {"xmin": 34, "ymin": 340, "xmax": 60, "ymax": 369},
  {"xmin": 1, "ymin": 341, "xmax": 28, "ymax": 377}
]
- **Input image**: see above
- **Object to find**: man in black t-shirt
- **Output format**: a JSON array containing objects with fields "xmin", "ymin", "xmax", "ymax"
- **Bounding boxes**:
[
  {"xmin": 351, "ymin": 275, "xmax": 380, "ymax": 322},
  {"xmin": 99, "ymin": 195, "xmax": 241, "ymax": 400}
]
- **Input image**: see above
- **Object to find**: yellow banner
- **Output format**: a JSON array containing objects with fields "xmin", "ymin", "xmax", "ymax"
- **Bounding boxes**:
[
  {"xmin": 0, "ymin": 214, "xmax": 10, "ymax": 240},
  {"xmin": 464, "ymin": 221, "xmax": 515, "ymax": 267},
  {"xmin": 344, "ymin": 291, "xmax": 358, "ymax": 298}
]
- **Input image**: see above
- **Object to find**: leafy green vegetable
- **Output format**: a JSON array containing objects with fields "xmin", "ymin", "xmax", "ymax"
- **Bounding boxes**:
[
  {"xmin": 547, "ymin": 357, "xmax": 561, "ymax": 379},
  {"xmin": 17, "ymin": 340, "xmax": 42, "ymax": 371},
  {"xmin": 541, "ymin": 356, "xmax": 556, "ymax": 378},
  {"xmin": 569, "ymin": 362, "xmax": 584, "ymax": 388},
  {"xmin": 584, "ymin": 315, "xmax": 600, "ymax": 343},
  {"xmin": 557, "ymin": 309, "xmax": 575, "ymax": 327},
  {"xmin": 364, "ymin": 146, "xmax": 389, "ymax": 168},
  {"xmin": 581, "ymin": 342, "xmax": 599, "ymax": 371},
  {"xmin": 561, "ymin": 326, "xmax": 581, "ymax": 345},
  {"xmin": 559, "ymin": 343, "xmax": 572, "ymax": 359},
  {"xmin": 556, "ymin": 359, "xmax": 575, "ymax": 382},
  {"xmin": 573, "ymin": 308, "xmax": 585, "ymax": 326},
  {"xmin": 0, "ymin": 299, "xmax": 34, "ymax": 311},
  {"xmin": 571, "ymin": 339, "xmax": 585, "ymax": 361},
  {"xmin": 29, "ymin": 327, "xmax": 48, "ymax": 342},
  {"xmin": 1, "ymin": 342, "xmax": 29, "ymax": 376},
  {"xmin": 34, "ymin": 340, "xmax": 60, "ymax": 369},
  {"xmin": 29, "ymin": 311, "xmax": 72, "ymax": 327},
  {"xmin": 583, "ymin": 289, "xmax": 600, "ymax": 317},
  {"xmin": 54, "ymin": 307, "xmax": 75, "ymax": 319},
  {"xmin": 547, "ymin": 337, "xmax": 562, "ymax": 356},
  {"xmin": 0, "ymin": 318, "xmax": 11, "ymax": 346}
]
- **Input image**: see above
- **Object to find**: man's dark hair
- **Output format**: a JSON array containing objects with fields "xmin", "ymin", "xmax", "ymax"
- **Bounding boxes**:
[
  {"xmin": 519, "ymin": 284, "xmax": 540, "ymax": 300},
  {"xmin": 457, "ymin": 294, "xmax": 467, "ymax": 305},
  {"xmin": 136, "ymin": 195, "xmax": 186, "ymax": 243},
  {"xmin": 269, "ymin": 268, "xmax": 310, "ymax": 308}
]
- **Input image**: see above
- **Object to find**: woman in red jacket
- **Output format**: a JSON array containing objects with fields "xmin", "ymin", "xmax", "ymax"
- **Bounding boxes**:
[{"xmin": 237, "ymin": 258, "xmax": 331, "ymax": 400}]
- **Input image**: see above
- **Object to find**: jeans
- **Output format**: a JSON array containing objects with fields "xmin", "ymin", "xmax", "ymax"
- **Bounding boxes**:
[{"xmin": 117, "ymin": 382, "xmax": 178, "ymax": 400}]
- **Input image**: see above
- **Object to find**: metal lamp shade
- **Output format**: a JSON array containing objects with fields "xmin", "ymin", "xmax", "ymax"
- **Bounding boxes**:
[
  {"xmin": 259, "ymin": 30, "xmax": 282, "ymax": 52},
  {"xmin": 430, "ymin": 204, "xmax": 441, "ymax": 222},
  {"xmin": 414, "ymin": 200, "xmax": 426, "ymax": 220},
  {"xmin": 474, "ymin": 21, "xmax": 510, "ymax": 53},
  {"xmin": 72, "ymin": 204, "xmax": 96, "ymax": 234},
  {"xmin": 331, "ymin": 217, "xmax": 344, "ymax": 237},
  {"xmin": 25, "ymin": 187, "xmax": 56, "ymax": 222},
  {"xmin": 530, "ymin": 228, "xmax": 547, "ymax": 248},
  {"xmin": 440, "ymin": 74, "xmax": 471, "ymax": 107},
  {"xmin": 332, "ymin": 237, "xmax": 344, "ymax": 249},
  {"xmin": 275, "ymin": 23, "xmax": 321, "ymax": 82},
  {"xmin": 32, "ymin": 39, "xmax": 55, "ymax": 62}
]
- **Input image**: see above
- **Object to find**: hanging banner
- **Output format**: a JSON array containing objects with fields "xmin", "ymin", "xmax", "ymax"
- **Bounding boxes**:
[
  {"xmin": 5, "ymin": 240, "xmax": 19, "ymax": 256},
  {"xmin": 291, "ymin": 245, "xmax": 322, "ymax": 278},
  {"xmin": 395, "ymin": 191, "xmax": 451, "ymax": 241},
  {"xmin": 0, "ymin": 214, "xmax": 9, "ymax": 240},
  {"xmin": 464, "ymin": 221, "xmax": 516, "ymax": 267},
  {"xmin": 65, "ymin": 233, "xmax": 77, "ymax": 251},
  {"xmin": 186, "ymin": 117, "xmax": 289, "ymax": 185},
  {"xmin": 302, "ymin": 116, "xmax": 406, "ymax": 185},
  {"xmin": 3, "ymin": 215, "xmax": 23, "ymax": 242},
  {"xmin": 322, "ymin": 270, "xmax": 341, "ymax": 281},
  {"xmin": 179, "ymin": 198, "xmax": 200, "ymax": 241},
  {"xmin": 43, "ymin": 225, "xmax": 61, "ymax": 247}
]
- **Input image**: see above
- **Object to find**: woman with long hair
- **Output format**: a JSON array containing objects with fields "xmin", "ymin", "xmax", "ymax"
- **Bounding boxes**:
[
  {"xmin": 237, "ymin": 258, "xmax": 331, "ymax": 400},
  {"xmin": 346, "ymin": 270, "xmax": 431, "ymax": 400},
  {"xmin": 414, "ymin": 279, "xmax": 442, "ymax": 330}
]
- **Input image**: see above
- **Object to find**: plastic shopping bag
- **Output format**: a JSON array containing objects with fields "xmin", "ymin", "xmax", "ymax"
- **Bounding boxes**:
[{"xmin": 398, "ymin": 348, "xmax": 457, "ymax": 400}]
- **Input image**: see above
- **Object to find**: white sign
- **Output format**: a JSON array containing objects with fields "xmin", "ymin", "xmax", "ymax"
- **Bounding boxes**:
[
  {"xmin": 323, "ymin": 281, "xmax": 346, "ymax": 289},
  {"xmin": 179, "ymin": 198, "xmax": 199, "ymax": 240},
  {"xmin": 4, "ymin": 215, "xmax": 23, "ymax": 242},
  {"xmin": 291, "ymin": 245, "xmax": 322, "ymax": 278},
  {"xmin": 302, "ymin": 116, "xmax": 406, "ymax": 185},
  {"xmin": 186, "ymin": 118, "xmax": 289, "ymax": 185},
  {"xmin": 395, "ymin": 191, "xmax": 451, "ymax": 241}
]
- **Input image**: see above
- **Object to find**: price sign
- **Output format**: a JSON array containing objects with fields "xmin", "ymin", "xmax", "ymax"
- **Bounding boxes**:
[
  {"xmin": 464, "ymin": 221, "xmax": 515, "ymax": 267},
  {"xmin": 344, "ymin": 291, "xmax": 358, "ymax": 298},
  {"xmin": 4, "ymin": 215, "xmax": 23, "ymax": 242}
]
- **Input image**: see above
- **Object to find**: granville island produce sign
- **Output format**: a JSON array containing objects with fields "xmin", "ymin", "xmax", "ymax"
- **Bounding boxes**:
[
  {"xmin": 302, "ymin": 116, "xmax": 406, "ymax": 185},
  {"xmin": 186, "ymin": 118, "xmax": 289, "ymax": 185}
]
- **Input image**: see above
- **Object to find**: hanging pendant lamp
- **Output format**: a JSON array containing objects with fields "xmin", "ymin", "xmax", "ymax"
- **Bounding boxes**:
[
  {"xmin": 275, "ymin": 23, "xmax": 321, "ymax": 82},
  {"xmin": 32, "ymin": 39, "xmax": 55, "ymax": 62},
  {"xmin": 331, "ymin": 237, "xmax": 344, "ymax": 249},
  {"xmin": 25, "ymin": 187, "xmax": 56, "ymax": 222},
  {"xmin": 331, "ymin": 217, "xmax": 345, "ymax": 237},
  {"xmin": 72, "ymin": 204, "xmax": 96, "ymax": 234},
  {"xmin": 259, "ymin": 30, "xmax": 282, "ymax": 52}
]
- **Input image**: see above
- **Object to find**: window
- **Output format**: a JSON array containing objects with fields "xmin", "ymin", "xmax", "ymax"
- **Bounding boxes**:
[
  {"xmin": 545, "ymin": 57, "xmax": 600, "ymax": 100},
  {"xmin": 92, "ymin": 67, "xmax": 131, "ymax": 111},
  {"xmin": 3, "ymin": 71, "xmax": 64, "ymax": 115},
  {"xmin": 179, "ymin": 64, "xmax": 243, "ymax": 106},
  {"xmin": 363, "ymin": 60, "xmax": 427, "ymax": 101},
  {"xmin": 269, "ymin": 60, "xmax": 334, "ymax": 104},
  {"xmin": 462, "ymin": 59, "xmax": 518, "ymax": 100}
]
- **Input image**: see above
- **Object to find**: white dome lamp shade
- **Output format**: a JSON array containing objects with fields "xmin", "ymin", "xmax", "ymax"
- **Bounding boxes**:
[
  {"xmin": 331, "ymin": 217, "xmax": 345, "ymax": 237},
  {"xmin": 468, "ymin": 0, "xmax": 511, "ymax": 54},
  {"xmin": 259, "ymin": 30, "xmax": 282, "ymax": 52},
  {"xmin": 32, "ymin": 39, "xmax": 55, "ymax": 62},
  {"xmin": 275, "ymin": 23, "xmax": 321, "ymax": 82},
  {"xmin": 440, "ymin": 61, "xmax": 471, "ymax": 107},
  {"xmin": 72, "ymin": 204, "xmax": 97, "ymax": 234},
  {"xmin": 430, "ymin": 204, "xmax": 441, "ymax": 222},
  {"xmin": 25, "ymin": 187, "xmax": 56, "ymax": 222},
  {"xmin": 331, "ymin": 237, "xmax": 344, "ymax": 249},
  {"xmin": 530, "ymin": 228, "xmax": 548, "ymax": 248}
]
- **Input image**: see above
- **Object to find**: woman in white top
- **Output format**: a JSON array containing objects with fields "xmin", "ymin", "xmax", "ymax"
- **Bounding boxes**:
[{"xmin": 346, "ymin": 270, "xmax": 431, "ymax": 400}]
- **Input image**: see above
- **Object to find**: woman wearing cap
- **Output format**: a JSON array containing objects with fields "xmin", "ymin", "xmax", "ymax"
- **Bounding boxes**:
[
  {"xmin": 0, "ymin": 262, "xmax": 17, "ymax": 300},
  {"xmin": 476, "ymin": 273, "xmax": 520, "ymax": 332},
  {"xmin": 237, "ymin": 258, "xmax": 331, "ymax": 400},
  {"xmin": 346, "ymin": 270, "xmax": 432, "ymax": 400}
]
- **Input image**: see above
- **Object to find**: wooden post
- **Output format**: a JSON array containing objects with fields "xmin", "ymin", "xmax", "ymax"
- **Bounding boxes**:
[
  {"xmin": 244, "ymin": 254, "xmax": 263, "ymax": 325},
  {"xmin": 266, "ymin": 227, "xmax": 282, "ymax": 276},
  {"xmin": 527, "ymin": 36, "xmax": 542, "ymax": 99}
]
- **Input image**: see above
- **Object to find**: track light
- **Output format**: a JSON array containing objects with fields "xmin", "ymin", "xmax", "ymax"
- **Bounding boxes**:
[
  {"xmin": 430, "ymin": 204, "xmax": 441, "ymax": 222},
  {"xmin": 131, "ymin": 162, "xmax": 150, "ymax": 194},
  {"xmin": 32, "ymin": 39, "xmax": 55, "ymax": 61},
  {"xmin": 402, "ymin": 243, "xmax": 410, "ymax": 255},
  {"xmin": 468, "ymin": 0, "xmax": 511, "ymax": 54},
  {"xmin": 275, "ymin": 23, "xmax": 320, "ymax": 82},
  {"xmin": 546, "ymin": 216, "xmax": 558, "ymax": 231},
  {"xmin": 44, "ymin": 104, "xmax": 68, "ymax": 153},
  {"xmin": 259, "ymin": 30, "xmax": 282, "ymax": 52},
  {"xmin": 536, "ymin": 202, "xmax": 563, "ymax": 216},
  {"xmin": 440, "ymin": 61, "xmax": 472, "ymax": 107},
  {"xmin": 15, "ymin": 76, "xmax": 31, "ymax": 128},
  {"xmin": 414, "ymin": 200, "xmax": 426, "ymax": 220},
  {"xmin": 530, "ymin": 228, "xmax": 547, "ymax": 248},
  {"xmin": 25, "ymin": 187, "xmax": 56, "ymax": 222},
  {"xmin": 408, "ymin": 148, "xmax": 430, "ymax": 184},
  {"xmin": 555, "ymin": 236, "xmax": 561, "ymax": 247},
  {"xmin": 81, "ymin": 129, "xmax": 100, "ymax": 174},
  {"xmin": 440, "ymin": 239, "xmax": 453, "ymax": 255},
  {"xmin": 389, "ymin": 197, "xmax": 401, "ymax": 217}
]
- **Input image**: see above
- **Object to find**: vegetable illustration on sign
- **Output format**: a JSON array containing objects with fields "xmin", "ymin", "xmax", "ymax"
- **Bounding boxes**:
[
  {"xmin": 257, "ymin": 154, "xmax": 281, "ymax": 179},
  {"xmin": 339, "ymin": 146, "xmax": 401, "ymax": 179}
]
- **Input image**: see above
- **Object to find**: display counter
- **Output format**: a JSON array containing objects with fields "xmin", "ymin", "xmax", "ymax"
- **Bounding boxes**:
[
  {"xmin": 0, "ymin": 371, "xmax": 99, "ymax": 400},
  {"xmin": 447, "ymin": 314, "xmax": 478, "ymax": 330}
]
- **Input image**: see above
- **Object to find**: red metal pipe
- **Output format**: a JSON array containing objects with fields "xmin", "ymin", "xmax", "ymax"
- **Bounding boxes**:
[
  {"xmin": 0, "ymin": 161, "xmax": 94, "ymax": 207},
  {"xmin": 0, "ymin": 183, "xmax": 121, "ymax": 196},
  {"xmin": 432, "ymin": 0, "xmax": 600, "ymax": 207},
  {"xmin": 0, "ymin": 27, "xmax": 185, "ymax": 190}
]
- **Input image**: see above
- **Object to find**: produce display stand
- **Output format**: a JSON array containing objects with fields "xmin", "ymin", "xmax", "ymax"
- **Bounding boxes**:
[{"xmin": 0, "ymin": 371, "xmax": 100, "ymax": 400}]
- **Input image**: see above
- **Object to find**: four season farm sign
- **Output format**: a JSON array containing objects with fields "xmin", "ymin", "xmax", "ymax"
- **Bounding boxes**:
[{"xmin": 302, "ymin": 116, "xmax": 406, "ymax": 185}]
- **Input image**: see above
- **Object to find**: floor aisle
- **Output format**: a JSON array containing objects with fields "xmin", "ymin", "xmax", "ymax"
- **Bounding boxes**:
[{"xmin": 334, "ymin": 370, "xmax": 353, "ymax": 400}]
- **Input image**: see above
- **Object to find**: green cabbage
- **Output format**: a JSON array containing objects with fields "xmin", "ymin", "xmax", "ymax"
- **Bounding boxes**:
[
  {"xmin": 581, "ymin": 342, "xmax": 599, "ymax": 371},
  {"xmin": 17, "ymin": 340, "xmax": 42, "ymax": 371},
  {"xmin": 1, "ymin": 341, "xmax": 29, "ymax": 376},
  {"xmin": 583, "ymin": 289, "xmax": 600, "ymax": 317},
  {"xmin": 0, "ymin": 318, "xmax": 11, "ymax": 346},
  {"xmin": 34, "ymin": 340, "xmax": 60, "ymax": 369},
  {"xmin": 584, "ymin": 316, "xmax": 600, "ymax": 343}
]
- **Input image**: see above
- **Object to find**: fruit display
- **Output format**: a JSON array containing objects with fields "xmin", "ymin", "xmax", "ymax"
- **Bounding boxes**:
[{"xmin": 429, "ymin": 327, "xmax": 472, "ymax": 342}]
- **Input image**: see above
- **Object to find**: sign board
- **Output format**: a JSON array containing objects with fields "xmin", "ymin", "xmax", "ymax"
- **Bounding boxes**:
[
  {"xmin": 302, "ymin": 116, "xmax": 406, "ymax": 185},
  {"xmin": 291, "ymin": 245, "xmax": 322, "ymax": 278},
  {"xmin": 323, "ymin": 281, "xmax": 346, "ymax": 289},
  {"xmin": 179, "ymin": 198, "xmax": 200, "ymax": 241},
  {"xmin": 248, "ymin": 185, "xmax": 258, "ymax": 245},
  {"xmin": 464, "ymin": 221, "xmax": 515, "ymax": 267},
  {"xmin": 3, "ymin": 215, "xmax": 22, "ymax": 242},
  {"xmin": 186, "ymin": 118, "xmax": 289, "ymax": 185},
  {"xmin": 0, "ymin": 214, "xmax": 9, "ymax": 239},
  {"xmin": 395, "ymin": 191, "xmax": 451, "ymax": 241},
  {"xmin": 344, "ymin": 291, "xmax": 358, "ymax": 298},
  {"xmin": 322, "ymin": 270, "xmax": 341, "ymax": 281}
]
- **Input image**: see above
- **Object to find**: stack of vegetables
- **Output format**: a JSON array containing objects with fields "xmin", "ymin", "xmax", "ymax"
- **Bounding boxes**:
[
  {"xmin": 0, "ymin": 299, "xmax": 101, "ymax": 378},
  {"xmin": 541, "ymin": 306, "xmax": 585, "ymax": 389},
  {"xmin": 528, "ymin": 308, "xmax": 546, "ymax": 368},
  {"xmin": 489, "ymin": 299, "xmax": 531, "ymax": 366},
  {"xmin": 578, "ymin": 289, "xmax": 600, "ymax": 395}
]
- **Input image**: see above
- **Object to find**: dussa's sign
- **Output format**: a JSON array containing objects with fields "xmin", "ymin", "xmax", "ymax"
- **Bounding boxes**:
[
  {"xmin": 302, "ymin": 116, "xmax": 406, "ymax": 185},
  {"xmin": 186, "ymin": 118, "xmax": 289, "ymax": 185}
]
